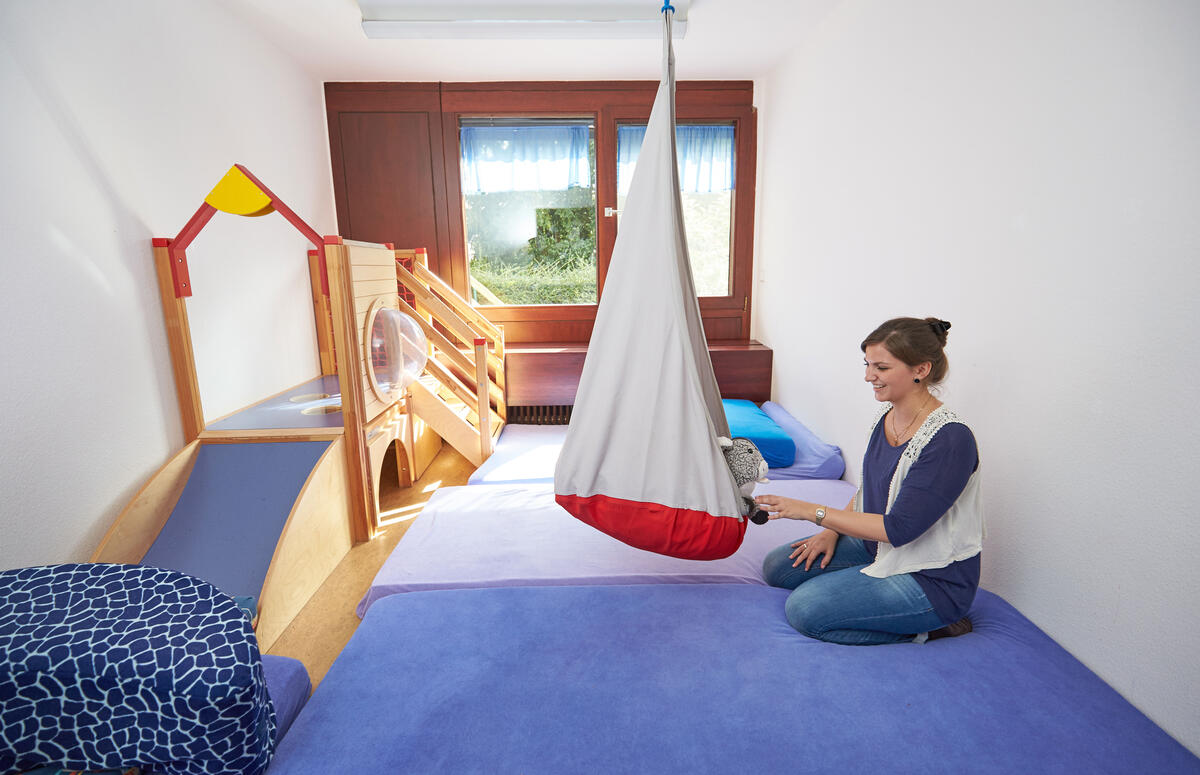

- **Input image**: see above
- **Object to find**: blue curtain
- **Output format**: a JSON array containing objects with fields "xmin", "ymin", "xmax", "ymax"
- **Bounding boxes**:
[
  {"xmin": 460, "ymin": 125, "xmax": 591, "ymax": 194},
  {"xmin": 617, "ymin": 124, "xmax": 735, "ymax": 196}
]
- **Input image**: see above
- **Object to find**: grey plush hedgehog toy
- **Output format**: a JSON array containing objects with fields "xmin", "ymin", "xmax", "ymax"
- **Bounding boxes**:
[{"xmin": 718, "ymin": 436, "xmax": 770, "ymax": 525}]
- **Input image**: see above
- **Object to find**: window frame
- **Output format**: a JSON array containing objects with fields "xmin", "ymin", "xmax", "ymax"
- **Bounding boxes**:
[
  {"xmin": 458, "ymin": 115, "xmax": 602, "ymax": 307},
  {"xmin": 440, "ymin": 81, "xmax": 757, "ymax": 344}
]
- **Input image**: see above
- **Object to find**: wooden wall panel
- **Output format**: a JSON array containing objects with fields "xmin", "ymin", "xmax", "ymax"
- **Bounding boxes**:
[
  {"xmin": 335, "ymin": 113, "xmax": 441, "ymax": 253},
  {"xmin": 504, "ymin": 346, "xmax": 588, "ymax": 405},
  {"xmin": 325, "ymin": 84, "xmax": 451, "ymax": 278},
  {"xmin": 701, "ymin": 315, "xmax": 748, "ymax": 341},
  {"xmin": 709, "ymin": 342, "xmax": 773, "ymax": 404}
]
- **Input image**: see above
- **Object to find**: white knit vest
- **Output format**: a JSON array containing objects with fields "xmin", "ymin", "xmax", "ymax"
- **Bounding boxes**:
[{"xmin": 856, "ymin": 404, "xmax": 985, "ymax": 578}]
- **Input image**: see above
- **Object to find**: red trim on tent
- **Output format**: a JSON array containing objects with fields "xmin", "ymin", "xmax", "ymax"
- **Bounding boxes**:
[{"xmin": 556, "ymin": 493, "xmax": 746, "ymax": 561}]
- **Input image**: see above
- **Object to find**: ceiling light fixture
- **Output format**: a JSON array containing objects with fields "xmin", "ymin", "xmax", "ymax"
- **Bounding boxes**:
[{"xmin": 357, "ymin": 0, "xmax": 689, "ymax": 40}]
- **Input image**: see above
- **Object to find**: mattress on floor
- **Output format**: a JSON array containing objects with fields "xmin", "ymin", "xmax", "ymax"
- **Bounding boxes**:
[
  {"xmin": 467, "ymin": 424, "xmax": 565, "ymax": 485},
  {"xmin": 269, "ymin": 584, "xmax": 1200, "ymax": 774},
  {"xmin": 467, "ymin": 401, "xmax": 843, "ymax": 487},
  {"xmin": 357, "ymin": 478, "xmax": 857, "ymax": 616}
]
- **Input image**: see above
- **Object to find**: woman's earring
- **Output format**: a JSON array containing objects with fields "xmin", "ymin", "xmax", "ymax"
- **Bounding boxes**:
[{"xmin": 913, "ymin": 378, "xmax": 921, "ymax": 383}]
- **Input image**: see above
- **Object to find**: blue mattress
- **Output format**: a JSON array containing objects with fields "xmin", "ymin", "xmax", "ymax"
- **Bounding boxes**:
[{"xmin": 267, "ymin": 584, "xmax": 1199, "ymax": 774}]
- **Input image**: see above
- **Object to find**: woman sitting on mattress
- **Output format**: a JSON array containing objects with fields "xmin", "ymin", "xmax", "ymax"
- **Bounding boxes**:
[{"xmin": 756, "ymin": 317, "xmax": 981, "ymax": 645}]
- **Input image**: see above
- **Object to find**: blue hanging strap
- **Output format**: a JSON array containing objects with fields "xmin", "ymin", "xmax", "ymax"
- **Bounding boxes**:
[{"xmin": 661, "ymin": 2, "xmax": 674, "ymax": 13}]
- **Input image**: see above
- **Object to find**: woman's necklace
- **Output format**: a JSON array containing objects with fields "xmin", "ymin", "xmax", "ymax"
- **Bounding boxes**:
[{"xmin": 891, "ymin": 392, "xmax": 933, "ymax": 444}]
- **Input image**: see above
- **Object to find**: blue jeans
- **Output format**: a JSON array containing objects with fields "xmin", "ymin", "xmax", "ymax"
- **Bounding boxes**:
[{"xmin": 762, "ymin": 535, "xmax": 944, "ymax": 645}]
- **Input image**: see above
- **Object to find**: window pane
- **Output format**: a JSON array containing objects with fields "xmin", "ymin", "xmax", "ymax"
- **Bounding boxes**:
[
  {"xmin": 616, "ymin": 123, "xmax": 734, "ymax": 297},
  {"xmin": 460, "ymin": 120, "xmax": 597, "ymax": 306}
]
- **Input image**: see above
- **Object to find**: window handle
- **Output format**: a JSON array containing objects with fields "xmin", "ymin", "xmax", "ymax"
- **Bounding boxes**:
[{"xmin": 603, "ymin": 207, "xmax": 620, "ymax": 218}]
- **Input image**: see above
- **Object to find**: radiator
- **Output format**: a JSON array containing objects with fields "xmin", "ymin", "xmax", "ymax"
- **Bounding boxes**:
[{"xmin": 508, "ymin": 405, "xmax": 573, "ymax": 425}]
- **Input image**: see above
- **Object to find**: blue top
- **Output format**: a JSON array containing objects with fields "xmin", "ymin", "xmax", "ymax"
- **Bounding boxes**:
[{"xmin": 861, "ymin": 415, "xmax": 980, "ymax": 623}]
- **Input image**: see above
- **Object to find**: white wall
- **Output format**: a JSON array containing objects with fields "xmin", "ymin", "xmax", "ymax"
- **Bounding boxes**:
[
  {"xmin": 754, "ymin": 0, "xmax": 1200, "ymax": 753},
  {"xmin": 0, "ymin": 1, "xmax": 333, "ymax": 568}
]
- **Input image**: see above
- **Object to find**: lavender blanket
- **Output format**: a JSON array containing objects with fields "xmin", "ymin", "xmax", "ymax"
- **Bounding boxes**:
[{"xmin": 357, "ymin": 478, "xmax": 856, "ymax": 616}]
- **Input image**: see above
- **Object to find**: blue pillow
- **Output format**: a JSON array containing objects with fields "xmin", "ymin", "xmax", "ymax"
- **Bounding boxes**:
[
  {"xmin": 722, "ymin": 399, "xmax": 796, "ymax": 468},
  {"xmin": 760, "ymin": 401, "xmax": 846, "ymax": 480}
]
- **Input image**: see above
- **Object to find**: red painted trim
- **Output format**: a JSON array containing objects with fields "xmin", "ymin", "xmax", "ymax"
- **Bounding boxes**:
[
  {"xmin": 169, "ymin": 203, "xmax": 216, "ymax": 298},
  {"xmin": 164, "ymin": 166, "xmax": 336, "ymax": 297},
  {"xmin": 473, "ymin": 338, "xmax": 487, "ymax": 346},
  {"xmin": 230, "ymin": 164, "xmax": 332, "ymax": 295},
  {"xmin": 385, "ymin": 242, "xmax": 395, "ymax": 250},
  {"xmin": 323, "ymin": 235, "xmax": 343, "ymax": 245},
  {"xmin": 307, "ymin": 249, "xmax": 318, "ymax": 256},
  {"xmin": 167, "ymin": 245, "xmax": 194, "ymax": 298},
  {"xmin": 232, "ymin": 165, "xmax": 323, "ymax": 249},
  {"xmin": 172, "ymin": 202, "xmax": 217, "ymax": 253},
  {"xmin": 152, "ymin": 238, "xmax": 170, "ymax": 247},
  {"xmin": 555, "ymin": 493, "xmax": 746, "ymax": 561},
  {"xmin": 416, "ymin": 247, "xmax": 428, "ymax": 256}
]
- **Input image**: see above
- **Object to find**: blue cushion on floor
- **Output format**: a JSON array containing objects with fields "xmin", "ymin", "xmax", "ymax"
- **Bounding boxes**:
[
  {"xmin": 722, "ymin": 399, "xmax": 795, "ymax": 467},
  {"xmin": 0, "ymin": 564, "xmax": 275, "ymax": 775}
]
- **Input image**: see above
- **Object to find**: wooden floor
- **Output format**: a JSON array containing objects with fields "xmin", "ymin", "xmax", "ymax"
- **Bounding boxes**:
[{"xmin": 266, "ymin": 441, "xmax": 475, "ymax": 687}]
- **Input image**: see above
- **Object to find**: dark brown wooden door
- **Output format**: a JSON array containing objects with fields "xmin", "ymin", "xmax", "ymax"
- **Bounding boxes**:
[{"xmin": 325, "ymin": 84, "xmax": 453, "ymax": 279}]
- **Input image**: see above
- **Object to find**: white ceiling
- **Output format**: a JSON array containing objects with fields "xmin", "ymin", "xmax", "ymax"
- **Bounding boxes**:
[{"xmin": 222, "ymin": 0, "xmax": 840, "ymax": 82}]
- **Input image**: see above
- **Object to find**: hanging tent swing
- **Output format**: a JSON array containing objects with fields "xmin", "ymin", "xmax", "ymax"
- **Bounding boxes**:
[{"xmin": 555, "ymin": 3, "xmax": 749, "ymax": 561}]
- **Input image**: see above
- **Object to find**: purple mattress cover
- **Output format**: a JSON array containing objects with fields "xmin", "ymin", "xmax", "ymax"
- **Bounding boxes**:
[
  {"xmin": 270, "ymin": 584, "xmax": 1200, "ymax": 774},
  {"xmin": 357, "ymin": 478, "xmax": 857, "ymax": 617}
]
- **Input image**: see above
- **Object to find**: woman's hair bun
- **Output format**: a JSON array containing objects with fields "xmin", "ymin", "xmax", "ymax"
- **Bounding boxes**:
[{"xmin": 926, "ymin": 318, "xmax": 951, "ymax": 341}]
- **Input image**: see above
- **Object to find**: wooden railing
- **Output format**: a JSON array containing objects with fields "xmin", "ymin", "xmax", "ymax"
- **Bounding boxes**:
[{"xmin": 394, "ymin": 249, "xmax": 505, "ymax": 466}]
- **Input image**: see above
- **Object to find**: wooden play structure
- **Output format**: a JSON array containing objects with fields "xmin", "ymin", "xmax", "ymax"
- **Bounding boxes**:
[{"xmin": 92, "ymin": 164, "xmax": 505, "ymax": 650}]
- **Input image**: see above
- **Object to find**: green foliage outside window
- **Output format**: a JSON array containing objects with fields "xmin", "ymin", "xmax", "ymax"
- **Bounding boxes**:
[
  {"xmin": 470, "ymin": 259, "xmax": 597, "ymax": 305},
  {"xmin": 466, "ymin": 194, "xmax": 598, "ymax": 305},
  {"xmin": 527, "ymin": 207, "xmax": 595, "ymax": 271}
]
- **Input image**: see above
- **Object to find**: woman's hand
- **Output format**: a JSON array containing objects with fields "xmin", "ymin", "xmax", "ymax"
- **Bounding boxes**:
[
  {"xmin": 789, "ymin": 528, "xmax": 839, "ymax": 570},
  {"xmin": 753, "ymin": 495, "xmax": 812, "ymax": 521},
  {"xmin": 757, "ymin": 493, "xmax": 891, "ymax": 544}
]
